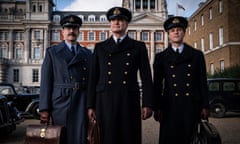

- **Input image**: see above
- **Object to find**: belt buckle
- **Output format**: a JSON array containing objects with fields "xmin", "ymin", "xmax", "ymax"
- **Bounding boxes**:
[{"xmin": 73, "ymin": 82, "xmax": 80, "ymax": 90}]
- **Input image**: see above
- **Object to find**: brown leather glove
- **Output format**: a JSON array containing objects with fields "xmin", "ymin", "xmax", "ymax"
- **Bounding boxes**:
[{"xmin": 40, "ymin": 111, "xmax": 51, "ymax": 124}]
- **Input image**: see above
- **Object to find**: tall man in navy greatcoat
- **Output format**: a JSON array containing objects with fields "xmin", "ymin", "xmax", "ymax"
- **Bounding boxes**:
[
  {"xmin": 153, "ymin": 16, "xmax": 209, "ymax": 144},
  {"xmin": 87, "ymin": 7, "xmax": 154, "ymax": 144},
  {"xmin": 39, "ymin": 14, "xmax": 92, "ymax": 144}
]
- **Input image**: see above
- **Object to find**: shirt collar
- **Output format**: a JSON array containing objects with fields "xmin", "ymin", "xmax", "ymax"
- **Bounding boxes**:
[
  {"xmin": 65, "ymin": 41, "xmax": 77, "ymax": 51},
  {"xmin": 113, "ymin": 34, "xmax": 127, "ymax": 43},
  {"xmin": 172, "ymin": 44, "xmax": 184, "ymax": 53}
]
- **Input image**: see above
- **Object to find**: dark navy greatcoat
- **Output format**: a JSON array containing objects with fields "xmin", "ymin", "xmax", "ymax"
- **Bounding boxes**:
[
  {"xmin": 153, "ymin": 43, "xmax": 209, "ymax": 144},
  {"xmin": 87, "ymin": 36, "xmax": 154, "ymax": 144},
  {"xmin": 39, "ymin": 41, "xmax": 92, "ymax": 144}
]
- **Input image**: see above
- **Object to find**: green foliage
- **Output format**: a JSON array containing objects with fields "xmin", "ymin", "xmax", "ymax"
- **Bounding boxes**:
[{"xmin": 208, "ymin": 65, "xmax": 240, "ymax": 78}]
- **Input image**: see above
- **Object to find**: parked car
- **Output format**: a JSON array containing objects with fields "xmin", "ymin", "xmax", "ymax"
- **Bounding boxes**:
[
  {"xmin": 0, "ymin": 83, "xmax": 40, "ymax": 119},
  {"xmin": 0, "ymin": 95, "xmax": 24, "ymax": 135},
  {"xmin": 208, "ymin": 78, "xmax": 240, "ymax": 118}
]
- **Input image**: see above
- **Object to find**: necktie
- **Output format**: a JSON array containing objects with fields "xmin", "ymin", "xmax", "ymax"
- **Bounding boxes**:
[
  {"xmin": 176, "ymin": 48, "xmax": 180, "ymax": 54},
  {"xmin": 117, "ymin": 38, "xmax": 121, "ymax": 45},
  {"xmin": 71, "ymin": 46, "xmax": 75, "ymax": 56}
]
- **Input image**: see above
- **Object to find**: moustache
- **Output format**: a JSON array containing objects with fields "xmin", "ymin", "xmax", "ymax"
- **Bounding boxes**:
[{"xmin": 68, "ymin": 33, "xmax": 76, "ymax": 37}]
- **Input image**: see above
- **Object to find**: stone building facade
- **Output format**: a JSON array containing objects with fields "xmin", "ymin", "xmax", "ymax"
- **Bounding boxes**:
[
  {"xmin": 0, "ymin": 0, "xmax": 167, "ymax": 86},
  {"xmin": 184, "ymin": 0, "xmax": 240, "ymax": 75}
]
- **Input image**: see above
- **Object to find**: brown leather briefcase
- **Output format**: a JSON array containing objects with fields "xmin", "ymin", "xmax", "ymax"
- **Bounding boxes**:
[
  {"xmin": 87, "ymin": 119, "xmax": 100, "ymax": 144},
  {"xmin": 25, "ymin": 124, "xmax": 66, "ymax": 144}
]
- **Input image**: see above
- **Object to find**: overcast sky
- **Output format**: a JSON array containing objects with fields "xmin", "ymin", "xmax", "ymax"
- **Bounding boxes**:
[{"xmin": 54, "ymin": 0, "xmax": 206, "ymax": 17}]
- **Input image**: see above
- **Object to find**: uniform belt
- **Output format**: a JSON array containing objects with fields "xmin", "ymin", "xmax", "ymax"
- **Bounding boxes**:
[{"xmin": 54, "ymin": 82, "xmax": 83, "ymax": 90}]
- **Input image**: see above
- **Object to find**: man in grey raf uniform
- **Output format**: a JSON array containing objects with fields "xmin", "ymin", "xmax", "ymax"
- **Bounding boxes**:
[
  {"xmin": 153, "ymin": 16, "xmax": 209, "ymax": 144},
  {"xmin": 87, "ymin": 7, "xmax": 154, "ymax": 144},
  {"xmin": 39, "ymin": 14, "xmax": 92, "ymax": 144}
]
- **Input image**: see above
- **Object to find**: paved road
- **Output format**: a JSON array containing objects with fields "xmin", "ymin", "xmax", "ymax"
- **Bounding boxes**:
[{"xmin": 1, "ymin": 112, "xmax": 240, "ymax": 144}]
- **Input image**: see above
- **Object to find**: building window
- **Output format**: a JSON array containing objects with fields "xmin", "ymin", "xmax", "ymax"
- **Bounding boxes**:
[
  {"xmin": 209, "ymin": 32, "xmax": 213, "ymax": 49},
  {"xmin": 32, "ymin": 69, "xmax": 39, "ymax": 82},
  {"xmin": 16, "ymin": 48, "xmax": 22, "ymax": 59},
  {"xmin": 201, "ymin": 14, "xmax": 204, "ymax": 26},
  {"xmin": 128, "ymin": 31, "xmax": 135, "ymax": 39},
  {"xmin": 141, "ymin": 32, "xmax": 149, "ymax": 41},
  {"xmin": 53, "ymin": 15, "xmax": 61, "ymax": 22},
  {"xmin": 155, "ymin": 47, "xmax": 163, "ymax": 54},
  {"xmin": 194, "ymin": 20, "xmax": 197, "ymax": 31},
  {"xmin": 33, "ymin": 5, "xmax": 36, "ymax": 12},
  {"xmin": 77, "ymin": 32, "xmax": 84, "ymax": 41},
  {"xmin": 33, "ymin": 31, "xmax": 41, "ymax": 40},
  {"xmin": 219, "ymin": 0, "xmax": 223, "ymax": 14},
  {"xmin": 201, "ymin": 38, "xmax": 205, "ymax": 52},
  {"xmin": 39, "ymin": 5, "xmax": 42, "ymax": 12},
  {"xmin": 52, "ymin": 31, "xmax": 60, "ymax": 41},
  {"xmin": 33, "ymin": 47, "xmax": 40, "ymax": 59},
  {"xmin": 13, "ymin": 69, "xmax": 19, "ymax": 82},
  {"xmin": 14, "ymin": 32, "xmax": 24, "ymax": 40},
  {"xmin": 88, "ymin": 32, "xmax": 95, "ymax": 41},
  {"xmin": 220, "ymin": 60, "xmax": 224, "ymax": 72},
  {"xmin": 100, "ymin": 32, "xmax": 107, "ymax": 41},
  {"xmin": 88, "ymin": 15, "xmax": 95, "ymax": 22},
  {"xmin": 143, "ymin": 0, "xmax": 148, "ymax": 9},
  {"xmin": 155, "ymin": 32, "xmax": 163, "ymax": 41},
  {"xmin": 188, "ymin": 27, "xmax": 191, "ymax": 35},
  {"xmin": 194, "ymin": 42, "xmax": 197, "ymax": 48},
  {"xmin": 209, "ymin": 7, "xmax": 213, "ymax": 20},
  {"xmin": 100, "ymin": 15, "xmax": 107, "ymax": 21},
  {"xmin": 150, "ymin": 0, "xmax": 155, "ymax": 9},
  {"xmin": 210, "ymin": 63, "xmax": 214, "ymax": 75},
  {"xmin": 136, "ymin": 0, "xmax": 140, "ymax": 9},
  {"xmin": 0, "ymin": 31, "xmax": 9, "ymax": 40},
  {"xmin": 219, "ymin": 27, "xmax": 223, "ymax": 46},
  {"xmin": 78, "ymin": 15, "xmax": 84, "ymax": 21},
  {"xmin": 0, "ymin": 47, "xmax": 7, "ymax": 58}
]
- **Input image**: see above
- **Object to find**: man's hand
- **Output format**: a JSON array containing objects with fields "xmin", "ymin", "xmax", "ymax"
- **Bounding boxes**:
[
  {"xmin": 201, "ymin": 108, "xmax": 209, "ymax": 120},
  {"xmin": 88, "ymin": 108, "xmax": 96, "ymax": 121},
  {"xmin": 142, "ymin": 107, "xmax": 153, "ymax": 120},
  {"xmin": 40, "ymin": 111, "xmax": 50, "ymax": 124}
]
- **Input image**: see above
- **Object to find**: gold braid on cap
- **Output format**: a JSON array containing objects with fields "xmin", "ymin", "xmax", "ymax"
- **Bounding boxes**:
[
  {"xmin": 113, "ymin": 8, "xmax": 121, "ymax": 15},
  {"xmin": 172, "ymin": 18, "xmax": 180, "ymax": 24},
  {"xmin": 69, "ymin": 16, "xmax": 74, "ymax": 22}
]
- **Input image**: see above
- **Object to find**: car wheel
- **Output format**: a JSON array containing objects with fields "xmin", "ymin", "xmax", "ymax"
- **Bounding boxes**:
[
  {"xmin": 31, "ymin": 103, "xmax": 40, "ymax": 119},
  {"xmin": 211, "ymin": 103, "xmax": 226, "ymax": 118}
]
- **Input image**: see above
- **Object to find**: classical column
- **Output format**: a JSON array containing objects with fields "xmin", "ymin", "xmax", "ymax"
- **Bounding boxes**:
[
  {"xmin": 148, "ymin": 0, "xmax": 150, "ymax": 11},
  {"xmin": 24, "ymin": 28, "xmax": 30, "ymax": 63},
  {"xmin": 8, "ymin": 30, "xmax": 13, "ymax": 59},
  {"xmin": 141, "ymin": 0, "xmax": 143, "ymax": 11},
  {"xmin": 43, "ymin": 29, "xmax": 49, "ymax": 58},
  {"xmin": 150, "ymin": 30, "xmax": 155, "ymax": 64},
  {"xmin": 136, "ymin": 30, "xmax": 141, "ymax": 41}
]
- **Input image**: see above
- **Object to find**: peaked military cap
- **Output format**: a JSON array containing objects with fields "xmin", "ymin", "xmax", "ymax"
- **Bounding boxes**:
[
  {"xmin": 60, "ymin": 14, "xmax": 82, "ymax": 28},
  {"xmin": 164, "ymin": 16, "xmax": 188, "ymax": 31},
  {"xmin": 106, "ymin": 7, "xmax": 132, "ymax": 22}
]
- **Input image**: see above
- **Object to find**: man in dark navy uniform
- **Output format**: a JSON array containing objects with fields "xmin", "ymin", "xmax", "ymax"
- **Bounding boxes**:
[
  {"xmin": 153, "ymin": 16, "xmax": 209, "ymax": 144},
  {"xmin": 39, "ymin": 14, "xmax": 92, "ymax": 144},
  {"xmin": 87, "ymin": 7, "xmax": 154, "ymax": 144}
]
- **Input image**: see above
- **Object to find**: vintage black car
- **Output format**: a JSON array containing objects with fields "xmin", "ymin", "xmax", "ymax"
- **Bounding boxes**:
[
  {"xmin": 208, "ymin": 78, "xmax": 240, "ymax": 118},
  {"xmin": 0, "ymin": 95, "xmax": 23, "ymax": 135},
  {"xmin": 0, "ymin": 83, "xmax": 40, "ymax": 119}
]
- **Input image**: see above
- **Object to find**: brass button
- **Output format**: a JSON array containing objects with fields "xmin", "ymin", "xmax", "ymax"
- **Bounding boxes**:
[
  {"xmin": 188, "ymin": 64, "xmax": 191, "ymax": 67},
  {"xmin": 173, "ymin": 83, "xmax": 177, "ymax": 87},
  {"xmin": 186, "ymin": 83, "xmax": 190, "ymax": 87},
  {"xmin": 175, "ymin": 93, "xmax": 179, "ymax": 96},
  {"xmin": 108, "ymin": 62, "xmax": 111, "ymax": 65},
  {"xmin": 187, "ymin": 73, "xmax": 191, "ymax": 77},
  {"xmin": 108, "ymin": 81, "xmax": 112, "ymax": 84},
  {"xmin": 126, "ymin": 53, "xmax": 131, "ymax": 56},
  {"xmin": 172, "ymin": 74, "xmax": 176, "ymax": 78},
  {"xmin": 122, "ymin": 81, "xmax": 126, "ymax": 84},
  {"xmin": 124, "ymin": 71, "xmax": 128, "ymax": 75},
  {"xmin": 109, "ymin": 54, "xmax": 112, "ymax": 57},
  {"xmin": 185, "ymin": 93, "xmax": 190, "ymax": 96},
  {"xmin": 83, "ymin": 67, "xmax": 87, "ymax": 70},
  {"xmin": 82, "ymin": 77, "xmax": 85, "ymax": 80},
  {"xmin": 108, "ymin": 71, "xmax": 112, "ymax": 75},
  {"xmin": 170, "ymin": 65, "xmax": 174, "ymax": 69},
  {"xmin": 126, "ymin": 62, "xmax": 130, "ymax": 66}
]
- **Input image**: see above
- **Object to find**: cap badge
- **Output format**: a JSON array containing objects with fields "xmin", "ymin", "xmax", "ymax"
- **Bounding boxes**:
[
  {"xmin": 172, "ymin": 18, "xmax": 180, "ymax": 24},
  {"xmin": 113, "ymin": 8, "xmax": 121, "ymax": 15},
  {"xmin": 69, "ymin": 17, "xmax": 74, "ymax": 22}
]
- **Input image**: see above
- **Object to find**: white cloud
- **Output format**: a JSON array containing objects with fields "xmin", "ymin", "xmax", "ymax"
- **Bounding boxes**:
[{"xmin": 62, "ymin": 0, "xmax": 122, "ymax": 11}]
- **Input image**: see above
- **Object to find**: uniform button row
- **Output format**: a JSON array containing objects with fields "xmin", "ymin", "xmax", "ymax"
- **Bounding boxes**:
[
  {"xmin": 175, "ymin": 93, "xmax": 190, "ymax": 96},
  {"xmin": 108, "ymin": 81, "xmax": 127, "ymax": 85}
]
